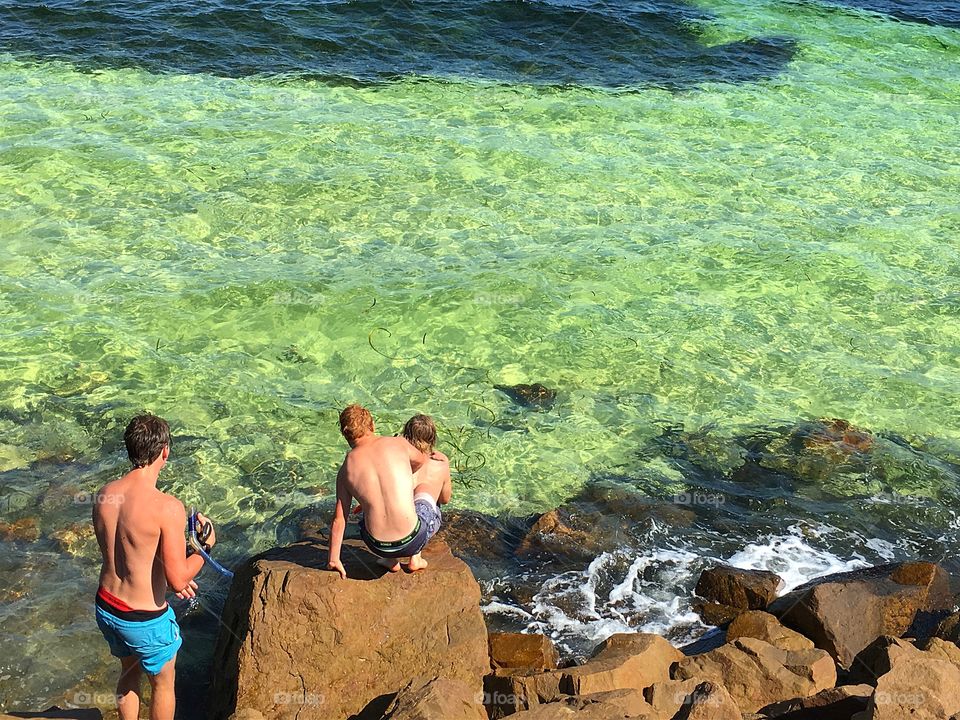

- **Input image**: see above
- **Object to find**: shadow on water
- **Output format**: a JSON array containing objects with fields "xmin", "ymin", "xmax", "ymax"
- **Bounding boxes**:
[
  {"xmin": 0, "ymin": 0, "xmax": 797, "ymax": 89},
  {"xmin": 803, "ymin": 0, "xmax": 960, "ymax": 27}
]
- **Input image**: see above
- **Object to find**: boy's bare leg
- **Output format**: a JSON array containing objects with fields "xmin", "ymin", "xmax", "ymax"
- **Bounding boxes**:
[
  {"xmin": 148, "ymin": 655, "xmax": 176, "ymax": 720},
  {"xmin": 377, "ymin": 557, "xmax": 401, "ymax": 572},
  {"xmin": 407, "ymin": 553, "xmax": 428, "ymax": 571},
  {"xmin": 116, "ymin": 656, "xmax": 142, "ymax": 720}
]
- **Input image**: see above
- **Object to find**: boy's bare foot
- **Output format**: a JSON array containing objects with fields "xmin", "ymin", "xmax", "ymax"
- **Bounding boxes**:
[
  {"xmin": 406, "ymin": 554, "xmax": 429, "ymax": 572},
  {"xmin": 377, "ymin": 558, "xmax": 401, "ymax": 572}
]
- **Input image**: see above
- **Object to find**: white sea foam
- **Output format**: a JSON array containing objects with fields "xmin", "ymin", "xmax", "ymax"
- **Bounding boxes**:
[
  {"xmin": 864, "ymin": 537, "xmax": 898, "ymax": 561},
  {"xmin": 725, "ymin": 524, "xmax": 870, "ymax": 592},
  {"xmin": 486, "ymin": 523, "xmax": 893, "ymax": 652},
  {"xmin": 481, "ymin": 601, "xmax": 534, "ymax": 619}
]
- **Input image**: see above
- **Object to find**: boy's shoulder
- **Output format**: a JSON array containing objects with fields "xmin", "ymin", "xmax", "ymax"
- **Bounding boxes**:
[{"xmin": 153, "ymin": 490, "xmax": 185, "ymax": 510}]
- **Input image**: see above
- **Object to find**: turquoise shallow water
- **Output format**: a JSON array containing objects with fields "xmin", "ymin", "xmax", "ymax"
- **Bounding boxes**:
[{"xmin": 1, "ymin": 0, "xmax": 960, "ymax": 713}]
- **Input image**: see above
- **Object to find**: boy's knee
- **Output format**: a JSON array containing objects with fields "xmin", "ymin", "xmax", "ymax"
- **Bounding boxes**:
[{"xmin": 148, "ymin": 658, "xmax": 177, "ymax": 687}]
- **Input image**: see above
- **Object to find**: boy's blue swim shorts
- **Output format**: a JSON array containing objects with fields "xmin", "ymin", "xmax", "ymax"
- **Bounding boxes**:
[{"xmin": 95, "ymin": 594, "xmax": 181, "ymax": 675}]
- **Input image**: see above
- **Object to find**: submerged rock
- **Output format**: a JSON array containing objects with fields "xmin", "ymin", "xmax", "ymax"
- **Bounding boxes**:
[
  {"xmin": 514, "ymin": 504, "xmax": 633, "ymax": 566},
  {"xmin": 50, "ymin": 523, "xmax": 96, "ymax": 557},
  {"xmin": 494, "ymin": 383, "xmax": 557, "ymax": 410},
  {"xmin": 515, "ymin": 510, "xmax": 603, "ymax": 561},
  {"xmin": 737, "ymin": 417, "xmax": 876, "ymax": 483},
  {"xmin": 768, "ymin": 561, "xmax": 952, "ymax": 669},
  {"xmin": 0, "ymin": 517, "xmax": 40, "ymax": 542},
  {"xmin": 577, "ymin": 481, "xmax": 697, "ymax": 526},
  {"xmin": 209, "ymin": 538, "xmax": 489, "ymax": 720}
]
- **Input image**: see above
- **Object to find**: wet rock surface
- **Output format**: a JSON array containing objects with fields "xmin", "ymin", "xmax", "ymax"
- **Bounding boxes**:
[{"xmin": 695, "ymin": 565, "xmax": 783, "ymax": 611}]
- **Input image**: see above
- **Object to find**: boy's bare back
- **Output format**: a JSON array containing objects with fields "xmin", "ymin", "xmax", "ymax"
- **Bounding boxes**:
[
  {"xmin": 93, "ymin": 475, "xmax": 185, "ymax": 611},
  {"xmin": 413, "ymin": 451, "xmax": 452, "ymax": 505},
  {"xmin": 339, "ymin": 435, "xmax": 419, "ymax": 541}
]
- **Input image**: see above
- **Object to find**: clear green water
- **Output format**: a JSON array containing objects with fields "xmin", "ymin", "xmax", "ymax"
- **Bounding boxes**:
[{"xmin": 1, "ymin": 0, "xmax": 960, "ymax": 712}]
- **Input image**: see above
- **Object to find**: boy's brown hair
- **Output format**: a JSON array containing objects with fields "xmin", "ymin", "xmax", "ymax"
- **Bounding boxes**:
[
  {"xmin": 402, "ymin": 414, "xmax": 436, "ymax": 454},
  {"xmin": 124, "ymin": 414, "xmax": 171, "ymax": 468},
  {"xmin": 339, "ymin": 404, "xmax": 374, "ymax": 446}
]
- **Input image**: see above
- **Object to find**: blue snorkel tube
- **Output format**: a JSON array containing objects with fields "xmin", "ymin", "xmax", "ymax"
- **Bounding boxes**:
[{"xmin": 188, "ymin": 507, "xmax": 234, "ymax": 580}]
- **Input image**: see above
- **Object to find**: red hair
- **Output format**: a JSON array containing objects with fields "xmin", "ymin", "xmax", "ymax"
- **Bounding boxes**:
[{"xmin": 339, "ymin": 405, "xmax": 374, "ymax": 446}]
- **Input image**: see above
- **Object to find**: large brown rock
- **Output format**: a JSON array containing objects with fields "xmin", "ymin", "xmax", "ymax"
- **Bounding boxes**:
[
  {"xmin": 381, "ymin": 677, "xmax": 486, "ymax": 720},
  {"xmin": 209, "ymin": 538, "xmax": 489, "ymax": 720},
  {"xmin": 483, "ymin": 634, "xmax": 680, "ymax": 718},
  {"xmin": 672, "ymin": 637, "xmax": 837, "ymax": 714},
  {"xmin": 507, "ymin": 691, "xmax": 659, "ymax": 719},
  {"xmin": 489, "ymin": 633, "xmax": 560, "ymax": 672},
  {"xmin": 673, "ymin": 681, "xmax": 740, "ymax": 720},
  {"xmin": 646, "ymin": 679, "xmax": 701, "ymax": 719},
  {"xmin": 856, "ymin": 656, "xmax": 960, "ymax": 719},
  {"xmin": 916, "ymin": 636, "xmax": 960, "ymax": 667},
  {"xmin": 768, "ymin": 561, "xmax": 952, "ymax": 669},
  {"xmin": 726, "ymin": 611, "xmax": 814, "ymax": 652},
  {"xmin": 484, "ymin": 669, "xmax": 559, "ymax": 717},
  {"xmin": 935, "ymin": 610, "xmax": 960, "ymax": 644},
  {"xmin": 846, "ymin": 636, "xmax": 919, "ymax": 686},
  {"xmin": 561, "ymin": 634, "xmax": 682, "ymax": 696},
  {"xmin": 695, "ymin": 565, "xmax": 783, "ymax": 610},
  {"xmin": 760, "ymin": 685, "xmax": 872, "ymax": 719}
]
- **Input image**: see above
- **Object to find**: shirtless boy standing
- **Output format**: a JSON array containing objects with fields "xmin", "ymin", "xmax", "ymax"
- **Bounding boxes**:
[
  {"xmin": 93, "ymin": 415, "xmax": 216, "ymax": 720},
  {"xmin": 327, "ymin": 405, "xmax": 430, "ymax": 576}
]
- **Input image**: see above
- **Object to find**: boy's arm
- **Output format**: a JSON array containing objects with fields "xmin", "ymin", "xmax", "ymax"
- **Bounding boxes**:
[
  {"xmin": 159, "ymin": 497, "xmax": 205, "ymax": 593},
  {"xmin": 327, "ymin": 463, "xmax": 352, "ymax": 579},
  {"xmin": 438, "ymin": 455, "xmax": 452, "ymax": 505}
]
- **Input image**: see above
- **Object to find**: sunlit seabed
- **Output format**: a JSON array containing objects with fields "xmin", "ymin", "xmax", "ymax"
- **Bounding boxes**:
[{"xmin": 1, "ymin": 0, "xmax": 960, "ymax": 711}]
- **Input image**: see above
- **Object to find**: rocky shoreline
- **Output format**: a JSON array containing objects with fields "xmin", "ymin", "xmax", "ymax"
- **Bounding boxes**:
[
  {"xmin": 204, "ymin": 534, "xmax": 958, "ymax": 720},
  {"xmin": 5, "ymin": 418, "xmax": 960, "ymax": 719},
  {"xmin": 4, "ymin": 526, "xmax": 960, "ymax": 720}
]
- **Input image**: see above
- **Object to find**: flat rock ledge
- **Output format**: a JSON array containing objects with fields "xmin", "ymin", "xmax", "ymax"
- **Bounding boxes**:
[{"xmin": 206, "ymin": 545, "xmax": 960, "ymax": 720}]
